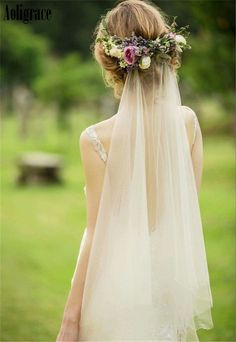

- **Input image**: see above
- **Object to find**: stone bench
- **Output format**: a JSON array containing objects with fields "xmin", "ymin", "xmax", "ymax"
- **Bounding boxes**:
[{"xmin": 17, "ymin": 152, "xmax": 63, "ymax": 185}]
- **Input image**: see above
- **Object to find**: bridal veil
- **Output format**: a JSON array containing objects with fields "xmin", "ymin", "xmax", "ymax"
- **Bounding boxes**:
[{"xmin": 78, "ymin": 59, "xmax": 213, "ymax": 341}]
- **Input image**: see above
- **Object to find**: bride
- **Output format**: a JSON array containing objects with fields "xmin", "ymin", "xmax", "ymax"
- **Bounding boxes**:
[{"xmin": 56, "ymin": 0, "xmax": 213, "ymax": 341}]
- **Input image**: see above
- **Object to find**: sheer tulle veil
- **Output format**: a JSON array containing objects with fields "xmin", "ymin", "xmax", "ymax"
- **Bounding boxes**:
[{"xmin": 78, "ymin": 59, "xmax": 213, "ymax": 341}]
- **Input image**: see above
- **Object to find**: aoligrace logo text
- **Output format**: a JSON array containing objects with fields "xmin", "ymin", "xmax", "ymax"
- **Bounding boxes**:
[{"xmin": 3, "ymin": 3, "xmax": 52, "ymax": 24}]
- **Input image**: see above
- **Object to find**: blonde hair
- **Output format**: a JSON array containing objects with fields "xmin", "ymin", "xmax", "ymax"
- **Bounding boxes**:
[{"xmin": 92, "ymin": 0, "xmax": 180, "ymax": 98}]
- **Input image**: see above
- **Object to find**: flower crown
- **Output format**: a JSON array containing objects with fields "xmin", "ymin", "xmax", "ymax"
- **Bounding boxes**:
[{"xmin": 96, "ymin": 17, "xmax": 191, "ymax": 72}]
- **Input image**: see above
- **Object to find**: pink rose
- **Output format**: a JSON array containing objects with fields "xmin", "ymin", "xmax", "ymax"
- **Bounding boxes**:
[{"xmin": 124, "ymin": 46, "xmax": 137, "ymax": 65}]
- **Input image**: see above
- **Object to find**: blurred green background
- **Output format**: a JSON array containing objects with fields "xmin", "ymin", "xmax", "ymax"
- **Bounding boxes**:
[{"xmin": 1, "ymin": 0, "xmax": 235, "ymax": 341}]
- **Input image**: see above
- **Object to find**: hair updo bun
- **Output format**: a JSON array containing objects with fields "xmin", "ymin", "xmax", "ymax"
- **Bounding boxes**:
[{"xmin": 92, "ymin": 0, "xmax": 181, "ymax": 98}]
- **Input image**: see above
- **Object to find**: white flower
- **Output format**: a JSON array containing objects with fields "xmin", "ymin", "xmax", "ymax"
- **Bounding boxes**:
[
  {"xmin": 109, "ymin": 47, "xmax": 123, "ymax": 58},
  {"xmin": 139, "ymin": 56, "xmax": 151, "ymax": 69},
  {"xmin": 176, "ymin": 45, "xmax": 183, "ymax": 53},
  {"xmin": 175, "ymin": 35, "xmax": 186, "ymax": 45},
  {"xmin": 119, "ymin": 60, "xmax": 127, "ymax": 68}
]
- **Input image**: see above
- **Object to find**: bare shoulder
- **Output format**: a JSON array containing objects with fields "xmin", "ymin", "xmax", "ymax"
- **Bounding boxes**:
[
  {"xmin": 180, "ymin": 105, "xmax": 198, "ymax": 147},
  {"xmin": 80, "ymin": 114, "xmax": 113, "ymax": 139},
  {"xmin": 93, "ymin": 114, "xmax": 117, "ymax": 134},
  {"xmin": 91, "ymin": 114, "xmax": 117, "ymax": 150},
  {"xmin": 79, "ymin": 113, "xmax": 117, "ymax": 158},
  {"xmin": 181, "ymin": 105, "xmax": 196, "ymax": 125},
  {"xmin": 79, "ymin": 128, "xmax": 90, "ymax": 152}
]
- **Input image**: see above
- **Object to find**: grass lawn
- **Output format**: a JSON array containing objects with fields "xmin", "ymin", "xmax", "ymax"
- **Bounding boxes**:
[{"xmin": 1, "ymin": 114, "xmax": 235, "ymax": 341}]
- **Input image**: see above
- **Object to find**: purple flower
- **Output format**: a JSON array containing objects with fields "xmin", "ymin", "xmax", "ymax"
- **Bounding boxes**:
[
  {"xmin": 124, "ymin": 46, "xmax": 138, "ymax": 65},
  {"xmin": 142, "ymin": 47, "xmax": 150, "ymax": 54}
]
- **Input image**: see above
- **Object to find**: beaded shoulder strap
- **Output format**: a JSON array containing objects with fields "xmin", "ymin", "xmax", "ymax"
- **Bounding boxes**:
[{"xmin": 85, "ymin": 125, "xmax": 108, "ymax": 163}]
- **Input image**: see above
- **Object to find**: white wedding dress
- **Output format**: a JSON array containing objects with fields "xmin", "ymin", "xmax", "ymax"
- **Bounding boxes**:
[{"xmin": 73, "ymin": 64, "xmax": 213, "ymax": 341}]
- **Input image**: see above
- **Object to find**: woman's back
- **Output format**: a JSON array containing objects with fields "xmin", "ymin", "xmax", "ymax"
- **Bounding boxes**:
[{"xmin": 80, "ymin": 105, "xmax": 202, "ymax": 230}]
